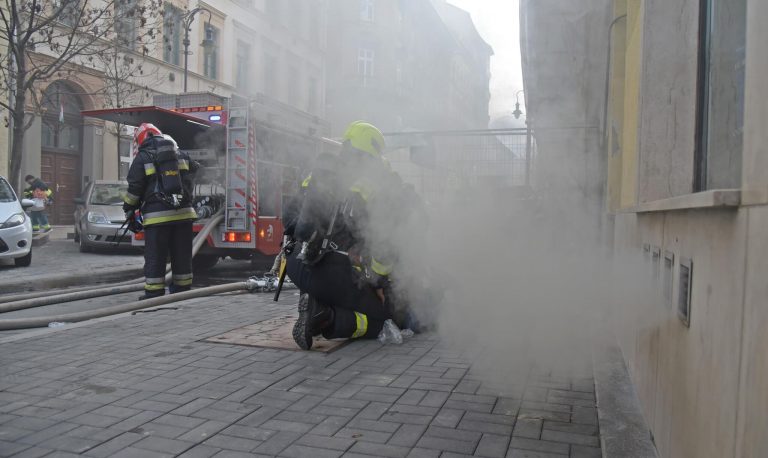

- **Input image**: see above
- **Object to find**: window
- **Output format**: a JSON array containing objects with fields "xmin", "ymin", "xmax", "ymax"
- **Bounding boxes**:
[
  {"xmin": 115, "ymin": 0, "xmax": 138, "ymax": 49},
  {"xmin": 265, "ymin": 0, "xmax": 281, "ymax": 19},
  {"xmin": 360, "ymin": 0, "xmax": 375, "ymax": 22},
  {"xmin": 42, "ymin": 121, "xmax": 80, "ymax": 151},
  {"xmin": 90, "ymin": 183, "xmax": 129, "ymax": 205},
  {"xmin": 308, "ymin": 3, "xmax": 320, "ymax": 42},
  {"xmin": 694, "ymin": 0, "xmax": 746, "ymax": 190},
  {"xmin": 264, "ymin": 53, "xmax": 279, "ymax": 97},
  {"xmin": 0, "ymin": 178, "xmax": 16, "ymax": 203},
  {"xmin": 40, "ymin": 81, "xmax": 83, "ymax": 153},
  {"xmin": 163, "ymin": 4, "xmax": 183, "ymax": 66},
  {"xmin": 286, "ymin": 65, "xmax": 299, "ymax": 107},
  {"xmin": 57, "ymin": 0, "xmax": 81, "ymax": 27},
  {"xmin": 58, "ymin": 124, "xmax": 81, "ymax": 150},
  {"xmin": 236, "ymin": 41, "xmax": 251, "ymax": 92},
  {"xmin": 203, "ymin": 26, "xmax": 220, "ymax": 80},
  {"xmin": 293, "ymin": 3, "xmax": 305, "ymax": 37},
  {"xmin": 357, "ymin": 47, "xmax": 374, "ymax": 85},
  {"xmin": 119, "ymin": 137, "xmax": 131, "ymax": 179},
  {"xmin": 233, "ymin": 0, "xmax": 254, "ymax": 8},
  {"xmin": 307, "ymin": 77, "xmax": 318, "ymax": 114}
]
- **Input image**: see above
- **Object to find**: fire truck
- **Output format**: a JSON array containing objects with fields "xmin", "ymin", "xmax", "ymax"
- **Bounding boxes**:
[{"xmin": 83, "ymin": 92, "xmax": 333, "ymax": 271}]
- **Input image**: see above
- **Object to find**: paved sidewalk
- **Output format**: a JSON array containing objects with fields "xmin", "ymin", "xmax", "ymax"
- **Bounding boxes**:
[{"xmin": 0, "ymin": 292, "xmax": 602, "ymax": 458}]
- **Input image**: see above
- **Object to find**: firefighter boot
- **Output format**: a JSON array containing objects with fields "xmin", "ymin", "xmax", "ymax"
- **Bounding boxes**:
[{"xmin": 293, "ymin": 293, "xmax": 333, "ymax": 350}]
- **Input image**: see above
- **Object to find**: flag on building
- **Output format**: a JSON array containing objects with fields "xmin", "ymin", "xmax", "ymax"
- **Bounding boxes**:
[{"xmin": 59, "ymin": 103, "xmax": 64, "ymax": 123}]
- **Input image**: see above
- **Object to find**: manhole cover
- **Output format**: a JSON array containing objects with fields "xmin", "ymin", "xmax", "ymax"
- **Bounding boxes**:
[{"xmin": 204, "ymin": 314, "xmax": 347, "ymax": 353}]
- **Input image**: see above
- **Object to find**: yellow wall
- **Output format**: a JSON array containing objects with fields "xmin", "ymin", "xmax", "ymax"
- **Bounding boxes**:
[
  {"xmin": 606, "ymin": 0, "xmax": 642, "ymax": 211},
  {"xmin": 620, "ymin": 1, "xmax": 642, "ymax": 208},
  {"xmin": 606, "ymin": 0, "xmax": 627, "ymax": 212}
]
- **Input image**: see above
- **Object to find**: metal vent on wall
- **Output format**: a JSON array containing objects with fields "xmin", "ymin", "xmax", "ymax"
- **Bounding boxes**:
[{"xmin": 678, "ymin": 257, "xmax": 693, "ymax": 327}]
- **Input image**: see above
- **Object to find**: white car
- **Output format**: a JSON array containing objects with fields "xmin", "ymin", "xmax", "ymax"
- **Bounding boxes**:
[{"xmin": 0, "ymin": 175, "xmax": 34, "ymax": 267}]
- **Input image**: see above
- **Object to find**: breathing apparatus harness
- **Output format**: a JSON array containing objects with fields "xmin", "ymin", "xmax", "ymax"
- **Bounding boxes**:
[{"xmin": 145, "ymin": 138, "xmax": 188, "ymax": 210}]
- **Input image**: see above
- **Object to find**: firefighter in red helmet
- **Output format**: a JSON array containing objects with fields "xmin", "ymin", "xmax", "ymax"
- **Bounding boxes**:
[{"xmin": 123, "ymin": 123, "xmax": 200, "ymax": 299}]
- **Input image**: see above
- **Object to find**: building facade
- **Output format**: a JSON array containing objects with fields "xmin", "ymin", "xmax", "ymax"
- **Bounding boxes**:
[
  {"xmin": 520, "ymin": 0, "xmax": 611, "ymax": 235},
  {"xmin": 324, "ymin": 0, "xmax": 491, "ymax": 136},
  {"xmin": 15, "ymin": 0, "xmax": 328, "ymax": 224},
  {"xmin": 522, "ymin": 0, "xmax": 768, "ymax": 456}
]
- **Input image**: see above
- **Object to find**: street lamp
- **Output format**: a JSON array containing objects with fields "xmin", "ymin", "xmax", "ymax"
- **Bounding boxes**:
[
  {"xmin": 182, "ymin": 7, "xmax": 214, "ymax": 92},
  {"xmin": 512, "ymin": 90, "xmax": 525, "ymax": 119}
]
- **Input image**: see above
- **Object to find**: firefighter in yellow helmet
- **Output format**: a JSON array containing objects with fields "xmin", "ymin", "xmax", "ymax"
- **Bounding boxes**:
[{"xmin": 284, "ymin": 121, "xmax": 401, "ymax": 350}]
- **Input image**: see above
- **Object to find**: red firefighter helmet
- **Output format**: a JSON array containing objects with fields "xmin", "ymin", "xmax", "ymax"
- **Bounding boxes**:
[{"xmin": 130, "ymin": 123, "xmax": 162, "ymax": 158}]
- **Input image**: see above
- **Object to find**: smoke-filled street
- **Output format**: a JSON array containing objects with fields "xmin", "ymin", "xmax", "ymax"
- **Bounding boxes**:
[{"xmin": 1, "ymin": 0, "xmax": 766, "ymax": 456}]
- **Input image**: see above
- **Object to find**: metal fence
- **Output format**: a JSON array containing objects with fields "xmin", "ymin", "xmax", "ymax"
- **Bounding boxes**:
[{"xmin": 385, "ymin": 128, "xmax": 536, "ymax": 202}]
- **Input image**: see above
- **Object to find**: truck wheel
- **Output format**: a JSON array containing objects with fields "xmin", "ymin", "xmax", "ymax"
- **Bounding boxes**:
[
  {"xmin": 14, "ymin": 251, "xmax": 32, "ymax": 267},
  {"xmin": 193, "ymin": 254, "xmax": 219, "ymax": 272}
]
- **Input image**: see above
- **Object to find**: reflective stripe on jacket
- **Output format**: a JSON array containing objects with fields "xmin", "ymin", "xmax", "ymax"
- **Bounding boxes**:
[{"xmin": 124, "ymin": 136, "xmax": 199, "ymax": 227}]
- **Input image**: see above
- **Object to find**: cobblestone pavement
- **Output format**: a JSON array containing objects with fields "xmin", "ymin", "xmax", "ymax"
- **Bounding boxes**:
[{"xmin": 0, "ymin": 292, "xmax": 602, "ymax": 458}]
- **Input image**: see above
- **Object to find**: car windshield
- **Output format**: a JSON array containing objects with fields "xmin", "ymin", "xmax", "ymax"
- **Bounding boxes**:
[
  {"xmin": 0, "ymin": 178, "xmax": 17, "ymax": 203},
  {"xmin": 89, "ymin": 183, "xmax": 128, "ymax": 205}
]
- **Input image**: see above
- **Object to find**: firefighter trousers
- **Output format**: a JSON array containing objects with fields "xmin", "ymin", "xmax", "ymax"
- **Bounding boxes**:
[
  {"xmin": 143, "ymin": 221, "xmax": 193, "ymax": 296},
  {"xmin": 286, "ymin": 250, "xmax": 391, "ymax": 339}
]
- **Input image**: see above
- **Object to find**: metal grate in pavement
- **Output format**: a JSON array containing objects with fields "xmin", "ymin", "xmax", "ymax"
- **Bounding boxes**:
[{"xmin": 203, "ymin": 313, "xmax": 348, "ymax": 353}]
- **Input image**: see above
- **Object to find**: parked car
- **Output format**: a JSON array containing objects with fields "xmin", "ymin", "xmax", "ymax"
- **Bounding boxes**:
[
  {"xmin": 0, "ymin": 175, "xmax": 34, "ymax": 266},
  {"xmin": 73, "ymin": 181, "xmax": 131, "ymax": 252}
]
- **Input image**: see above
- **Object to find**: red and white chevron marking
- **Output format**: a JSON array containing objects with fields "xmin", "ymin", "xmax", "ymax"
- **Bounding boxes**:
[{"xmin": 248, "ymin": 122, "xmax": 258, "ymax": 227}]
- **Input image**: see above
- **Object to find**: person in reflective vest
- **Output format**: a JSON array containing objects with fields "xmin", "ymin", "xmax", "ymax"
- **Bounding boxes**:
[
  {"xmin": 23, "ymin": 175, "xmax": 53, "ymax": 232},
  {"xmin": 123, "ymin": 124, "xmax": 199, "ymax": 299},
  {"xmin": 285, "ymin": 121, "xmax": 400, "ymax": 350}
]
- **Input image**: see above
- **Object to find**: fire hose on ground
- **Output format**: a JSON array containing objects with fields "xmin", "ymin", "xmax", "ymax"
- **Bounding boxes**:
[
  {"xmin": 0, "ymin": 211, "xmax": 296, "ymax": 330},
  {"xmin": 0, "ymin": 280, "xmax": 261, "ymax": 331},
  {"xmin": 0, "ymin": 212, "xmax": 225, "ymax": 312}
]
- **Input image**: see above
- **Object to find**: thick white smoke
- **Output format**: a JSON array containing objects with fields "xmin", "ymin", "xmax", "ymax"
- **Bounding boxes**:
[{"xmin": 362, "ymin": 155, "xmax": 664, "ymax": 385}]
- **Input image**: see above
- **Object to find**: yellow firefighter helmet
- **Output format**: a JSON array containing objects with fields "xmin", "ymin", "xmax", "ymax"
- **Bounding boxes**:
[{"xmin": 342, "ymin": 121, "xmax": 385, "ymax": 157}]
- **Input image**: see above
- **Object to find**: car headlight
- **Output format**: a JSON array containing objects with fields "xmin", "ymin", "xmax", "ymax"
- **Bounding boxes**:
[
  {"xmin": 87, "ymin": 211, "xmax": 109, "ymax": 224},
  {"xmin": 0, "ymin": 212, "xmax": 25, "ymax": 229}
]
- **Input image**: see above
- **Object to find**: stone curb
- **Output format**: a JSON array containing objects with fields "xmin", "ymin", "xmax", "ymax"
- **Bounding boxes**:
[{"xmin": 593, "ymin": 335, "xmax": 659, "ymax": 458}]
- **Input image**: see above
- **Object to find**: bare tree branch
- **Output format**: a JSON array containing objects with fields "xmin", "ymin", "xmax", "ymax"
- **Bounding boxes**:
[{"xmin": 2, "ymin": 0, "xmax": 164, "ymax": 188}]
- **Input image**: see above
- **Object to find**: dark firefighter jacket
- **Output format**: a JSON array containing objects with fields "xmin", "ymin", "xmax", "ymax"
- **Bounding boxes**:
[
  {"xmin": 288, "ymin": 150, "xmax": 401, "ymax": 282},
  {"xmin": 123, "ymin": 136, "xmax": 199, "ymax": 226}
]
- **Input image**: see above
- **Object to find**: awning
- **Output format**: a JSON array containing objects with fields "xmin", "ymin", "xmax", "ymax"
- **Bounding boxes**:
[{"xmin": 81, "ymin": 106, "xmax": 225, "ymax": 150}]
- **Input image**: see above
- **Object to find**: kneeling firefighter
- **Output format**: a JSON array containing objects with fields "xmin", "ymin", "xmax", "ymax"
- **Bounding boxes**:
[
  {"xmin": 123, "ymin": 123, "xmax": 199, "ymax": 299},
  {"xmin": 285, "ymin": 121, "xmax": 400, "ymax": 350}
]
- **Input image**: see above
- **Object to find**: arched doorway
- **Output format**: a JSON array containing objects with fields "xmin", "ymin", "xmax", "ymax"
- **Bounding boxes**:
[{"xmin": 40, "ymin": 81, "xmax": 83, "ymax": 225}]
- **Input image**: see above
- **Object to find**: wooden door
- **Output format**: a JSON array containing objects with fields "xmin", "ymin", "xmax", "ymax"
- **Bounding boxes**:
[{"xmin": 41, "ymin": 152, "xmax": 80, "ymax": 225}]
